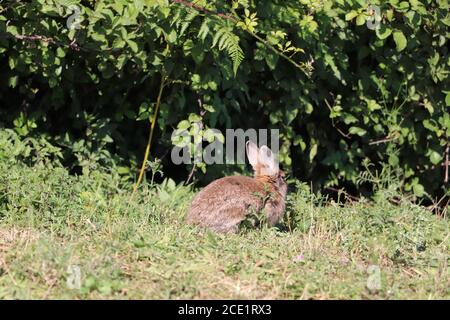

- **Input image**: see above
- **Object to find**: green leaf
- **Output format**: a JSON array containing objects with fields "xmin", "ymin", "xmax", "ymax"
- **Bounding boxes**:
[
  {"xmin": 113, "ymin": 38, "xmax": 126, "ymax": 49},
  {"xmin": 367, "ymin": 99, "xmax": 382, "ymax": 111},
  {"xmin": 309, "ymin": 143, "xmax": 318, "ymax": 162},
  {"xmin": 388, "ymin": 154, "xmax": 399, "ymax": 166},
  {"xmin": 6, "ymin": 25, "xmax": 19, "ymax": 36},
  {"xmin": 167, "ymin": 29, "xmax": 177, "ymax": 43},
  {"xmin": 117, "ymin": 166, "xmax": 130, "ymax": 175},
  {"xmin": 56, "ymin": 47, "xmax": 66, "ymax": 58},
  {"xmin": 265, "ymin": 52, "xmax": 279, "ymax": 70},
  {"xmin": 8, "ymin": 76, "xmax": 18, "ymax": 88},
  {"xmin": 188, "ymin": 113, "xmax": 202, "ymax": 122},
  {"xmin": 127, "ymin": 40, "xmax": 138, "ymax": 53},
  {"xmin": 177, "ymin": 120, "xmax": 190, "ymax": 130},
  {"xmin": 376, "ymin": 25, "xmax": 392, "ymax": 40},
  {"xmin": 203, "ymin": 130, "xmax": 215, "ymax": 143},
  {"xmin": 393, "ymin": 30, "xmax": 407, "ymax": 51},
  {"xmin": 412, "ymin": 183, "xmax": 425, "ymax": 197},
  {"xmin": 212, "ymin": 27, "xmax": 244, "ymax": 76},
  {"xmin": 423, "ymin": 99, "xmax": 434, "ymax": 114},
  {"xmin": 429, "ymin": 150, "xmax": 442, "ymax": 165},
  {"xmin": 345, "ymin": 11, "xmax": 358, "ymax": 21},
  {"xmin": 356, "ymin": 14, "xmax": 366, "ymax": 26},
  {"xmin": 349, "ymin": 127, "xmax": 367, "ymax": 136},
  {"xmin": 202, "ymin": 104, "xmax": 215, "ymax": 113},
  {"xmin": 8, "ymin": 56, "xmax": 16, "ymax": 70}
]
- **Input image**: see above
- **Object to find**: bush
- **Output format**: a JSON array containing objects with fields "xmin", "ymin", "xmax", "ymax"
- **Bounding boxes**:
[{"xmin": 1, "ymin": 0, "xmax": 449, "ymax": 199}]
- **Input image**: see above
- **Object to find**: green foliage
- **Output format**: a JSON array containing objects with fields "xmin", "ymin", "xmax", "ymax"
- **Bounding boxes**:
[
  {"xmin": 212, "ymin": 26, "xmax": 244, "ymax": 76},
  {"xmin": 0, "ymin": 129, "xmax": 63, "ymax": 166},
  {"xmin": 1, "ymin": 0, "xmax": 449, "ymax": 198}
]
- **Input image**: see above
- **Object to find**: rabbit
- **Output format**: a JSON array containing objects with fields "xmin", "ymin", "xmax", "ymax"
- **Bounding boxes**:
[{"xmin": 186, "ymin": 141, "xmax": 287, "ymax": 233}]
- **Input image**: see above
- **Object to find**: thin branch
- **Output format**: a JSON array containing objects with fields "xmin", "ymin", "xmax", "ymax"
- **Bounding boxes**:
[
  {"xmin": 170, "ymin": 0, "xmax": 312, "ymax": 77},
  {"xmin": 368, "ymin": 135, "xmax": 399, "ymax": 145},
  {"xmin": 130, "ymin": 70, "xmax": 167, "ymax": 200},
  {"xmin": 324, "ymin": 98, "xmax": 351, "ymax": 139},
  {"xmin": 185, "ymin": 98, "xmax": 205, "ymax": 185},
  {"xmin": 14, "ymin": 34, "xmax": 54, "ymax": 43},
  {"xmin": 245, "ymin": 29, "xmax": 313, "ymax": 77},
  {"xmin": 325, "ymin": 187, "xmax": 360, "ymax": 202},
  {"xmin": 427, "ymin": 193, "xmax": 450, "ymax": 217},
  {"xmin": 171, "ymin": 0, "xmax": 234, "ymax": 21},
  {"xmin": 444, "ymin": 142, "xmax": 449, "ymax": 184},
  {"xmin": 185, "ymin": 163, "xmax": 196, "ymax": 185},
  {"xmin": 0, "ymin": 31, "xmax": 83, "ymax": 51}
]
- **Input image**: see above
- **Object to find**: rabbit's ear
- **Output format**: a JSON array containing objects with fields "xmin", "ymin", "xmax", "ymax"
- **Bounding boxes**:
[
  {"xmin": 259, "ymin": 145, "xmax": 278, "ymax": 176},
  {"xmin": 246, "ymin": 141, "xmax": 259, "ymax": 167}
]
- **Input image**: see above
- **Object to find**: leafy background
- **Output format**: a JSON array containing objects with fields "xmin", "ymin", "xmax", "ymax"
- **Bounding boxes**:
[{"xmin": 1, "ymin": 0, "xmax": 449, "ymax": 201}]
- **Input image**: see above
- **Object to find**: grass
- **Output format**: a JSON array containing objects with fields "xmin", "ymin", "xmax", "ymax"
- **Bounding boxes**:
[{"xmin": 0, "ymin": 162, "xmax": 448, "ymax": 300}]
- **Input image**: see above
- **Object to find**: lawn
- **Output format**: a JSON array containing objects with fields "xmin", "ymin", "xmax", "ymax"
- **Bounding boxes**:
[{"xmin": 0, "ymin": 162, "xmax": 448, "ymax": 299}]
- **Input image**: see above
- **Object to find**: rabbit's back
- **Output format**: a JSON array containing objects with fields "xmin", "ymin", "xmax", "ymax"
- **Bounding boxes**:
[{"xmin": 186, "ymin": 176, "xmax": 268, "ymax": 233}]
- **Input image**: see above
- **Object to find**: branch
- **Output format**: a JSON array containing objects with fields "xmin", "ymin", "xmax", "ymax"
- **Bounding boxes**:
[
  {"xmin": 130, "ymin": 70, "xmax": 167, "ymax": 200},
  {"xmin": 185, "ymin": 98, "xmax": 205, "ymax": 185},
  {"xmin": 324, "ymin": 98, "xmax": 351, "ymax": 139},
  {"xmin": 169, "ymin": 0, "xmax": 312, "ymax": 77},
  {"xmin": 444, "ymin": 142, "xmax": 449, "ymax": 184},
  {"xmin": 368, "ymin": 135, "xmax": 399, "ymax": 145},
  {"xmin": 0, "ymin": 31, "xmax": 82, "ymax": 51},
  {"xmin": 325, "ymin": 187, "xmax": 360, "ymax": 202},
  {"xmin": 171, "ymin": 0, "xmax": 234, "ymax": 21},
  {"xmin": 245, "ymin": 28, "xmax": 313, "ymax": 77},
  {"xmin": 185, "ymin": 163, "xmax": 196, "ymax": 185}
]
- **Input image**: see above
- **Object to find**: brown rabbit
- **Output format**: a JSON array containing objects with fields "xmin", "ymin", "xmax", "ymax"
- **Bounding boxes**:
[{"xmin": 186, "ymin": 141, "xmax": 287, "ymax": 233}]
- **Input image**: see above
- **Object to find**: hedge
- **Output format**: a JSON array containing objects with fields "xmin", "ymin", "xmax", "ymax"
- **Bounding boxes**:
[{"xmin": 0, "ymin": 0, "xmax": 449, "ymax": 199}]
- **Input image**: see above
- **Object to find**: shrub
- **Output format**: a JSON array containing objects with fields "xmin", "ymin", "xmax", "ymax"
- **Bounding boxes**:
[{"xmin": 0, "ymin": 0, "xmax": 449, "ymax": 198}]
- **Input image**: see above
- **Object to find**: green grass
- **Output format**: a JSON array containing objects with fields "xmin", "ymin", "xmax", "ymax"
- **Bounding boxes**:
[{"xmin": 0, "ymin": 162, "xmax": 448, "ymax": 299}]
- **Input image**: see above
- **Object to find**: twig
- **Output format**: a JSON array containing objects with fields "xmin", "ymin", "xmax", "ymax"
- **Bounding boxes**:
[
  {"xmin": 0, "ymin": 31, "xmax": 83, "ymax": 51},
  {"xmin": 184, "ymin": 98, "xmax": 205, "ymax": 185},
  {"xmin": 246, "ymin": 29, "xmax": 313, "ymax": 77},
  {"xmin": 171, "ymin": 0, "xmax": 234, "ymax": 21},
  {"xmin": 130, "ymin": 70, "xmax": 167, "ymax": 200},
  {"xmin": 368, "ymin": 135, "xmax": 399, "ymax": 145},
  {"xmin": 444, "ymin": 142, "xmax": 449, "ymax": 184},
  {"xmin": 169, "ymin": 0, "xmax": 312, "ymax": 77},
  {"xmin": 185, "ymin": 163, "xmax": 196, "ymax": 185},
  {"xmin": 325, "ymin": 187, "xmax": 360, "ymax": 202},
  {"xmin": 324, "ymin": 98, "xmax": 351, "ymax": 139},
  {"xmin": 14, "ymin": 34, "xmax": 55, "ymax": 44},
  {"xmin": 427, "ymin": 194, "xmax": 450, "ymax": 216}
]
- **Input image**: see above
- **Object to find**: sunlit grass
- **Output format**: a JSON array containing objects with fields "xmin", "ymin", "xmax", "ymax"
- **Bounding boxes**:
[{"xmin": 0, "ymin": 163, "xmax": 448, "ymax": 299}]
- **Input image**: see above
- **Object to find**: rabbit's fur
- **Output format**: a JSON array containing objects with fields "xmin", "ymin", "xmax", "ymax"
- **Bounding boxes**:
[{"xmin": 186, "ymin": 141, "xmax": 287, "ymax": 233}]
